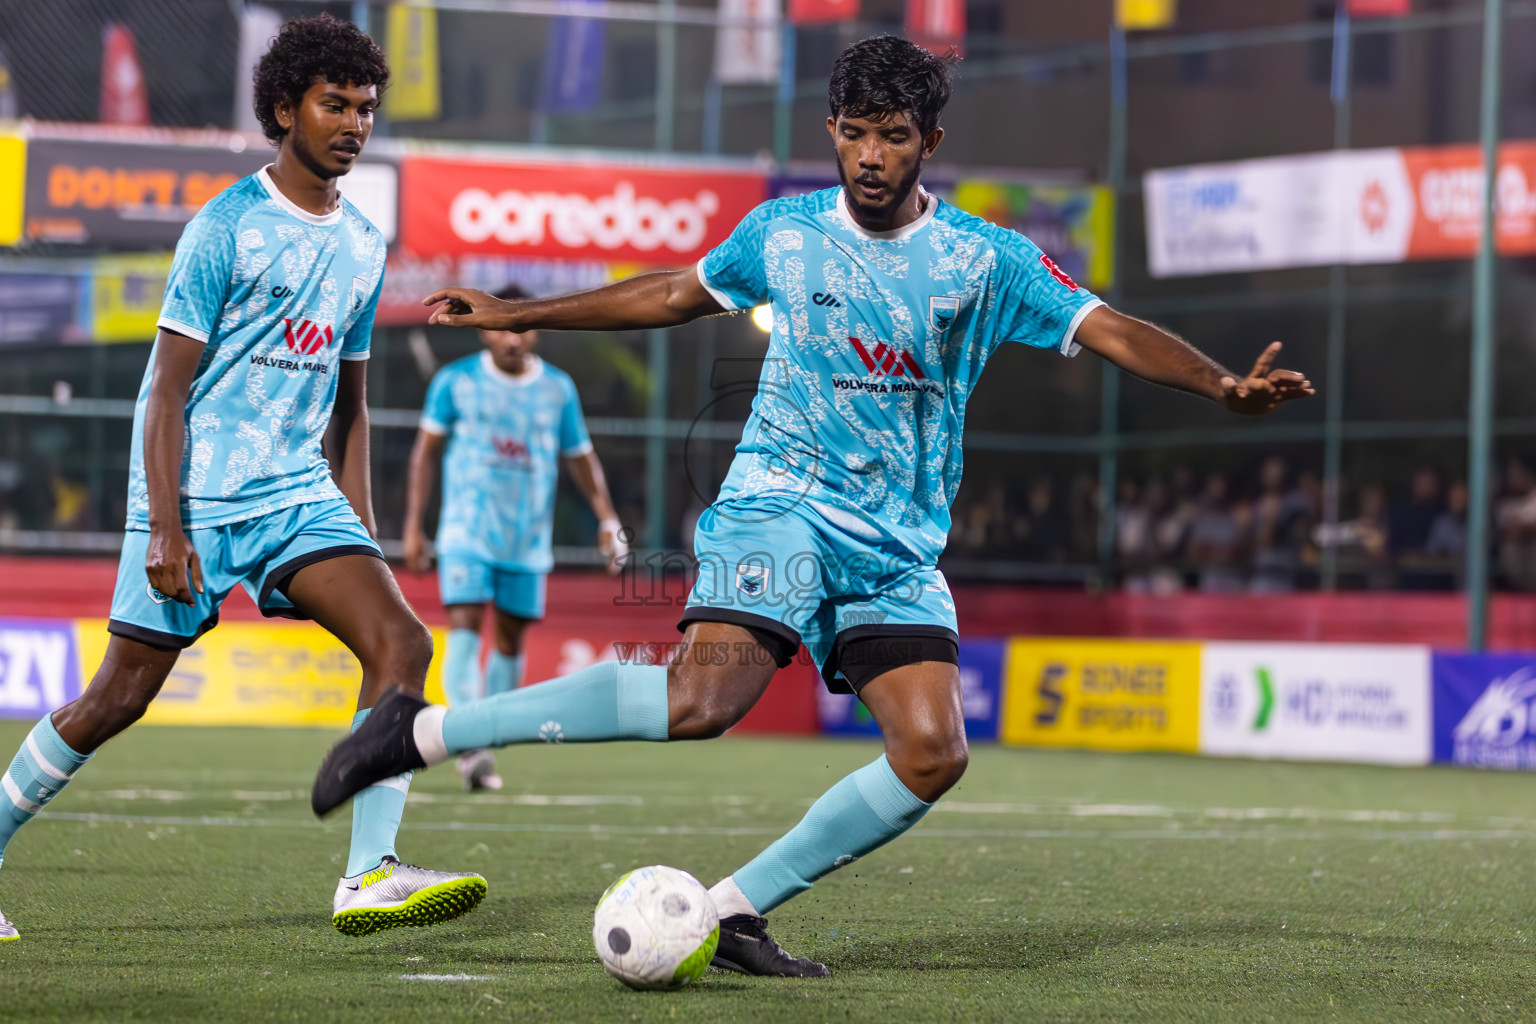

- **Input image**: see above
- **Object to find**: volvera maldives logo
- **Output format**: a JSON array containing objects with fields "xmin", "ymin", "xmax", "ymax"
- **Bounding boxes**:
[
  {"xmin": 284, "ymin": 318, "xmax": 333, "ymax": 355},
  {"xmin": 849, "ymin": 336, "xmax": 926, "ymax": 379}
]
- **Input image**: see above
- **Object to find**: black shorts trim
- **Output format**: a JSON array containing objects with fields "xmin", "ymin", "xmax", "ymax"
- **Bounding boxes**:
[
  {"xmin": 677, "ymin": 606, "xmax": 800, "ymax": 669},
  {"xmin": 824, "ymin": 624, "xmax": 961, "ymax": 695},
  {"xmin": 107, "ymin": 614, "xmax": 218, "ymax": 652},
  {"xmin": 259, "ymin": 544, "xmax": 385, "ymax": 620}
]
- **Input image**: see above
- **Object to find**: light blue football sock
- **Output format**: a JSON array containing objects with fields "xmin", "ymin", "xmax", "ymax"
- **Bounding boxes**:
[
  {"xmin": 438, "ymin": 662, "xmax": 667, "ymax": 754},
  {"xmin": 346, "ymin": 708, "xmax": 413, "ymax": 877},
  {"xmin": 442, "ymin": 629, "xmax": 483, "ymax": 707},
  {"xmin": 733, "ymin": 754, "xmax": 931, "ymax": 915},
  {"xmin": 0, "ymin": 716, "xmax": 91, "ymax": 870},
  {"xmin": 484, "ymin": 651, "xmax": 524, "ymax": 697}
]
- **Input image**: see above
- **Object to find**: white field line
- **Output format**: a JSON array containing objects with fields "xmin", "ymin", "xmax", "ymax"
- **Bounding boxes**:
[
  {"xmin": 34, "ymin": 811, "xmax": 1536, "ymax": 843},
  {"xmin": 398, "ymin": 974, "xmax": 497, "ymax": 982}
]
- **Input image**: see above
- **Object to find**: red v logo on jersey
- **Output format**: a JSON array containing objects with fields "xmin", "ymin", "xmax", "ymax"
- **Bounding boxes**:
[
  {"xmin": 848, "ymin": 336, "xmax": 926, "ymax": 379},
  {"xmin": 493, "ymin": 437, "xmax": 530, "ymax": 460},
  {"xmin": 284, "ymin": 318, "xmax": 333, "ymax": 356}
]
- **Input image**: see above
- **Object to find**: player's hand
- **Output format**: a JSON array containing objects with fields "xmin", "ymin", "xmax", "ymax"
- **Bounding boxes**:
[
  {"xmin": 145, "ymin": 526, "xmax": 203, "ymax": 606},
  {"xmin": 401, "ymin": 528, "xmax": 432, "ymax": 574},
  {"xmin": 598, "ymin": 519, "xmax": 629, "ymax": 576},
  {"xmin": 423, "ymin": 288, "xmax": 517, "ymax": 329},
  {"xmin": 1219, "ymin": 342, "xmax": 1315, "ymax": 415}
]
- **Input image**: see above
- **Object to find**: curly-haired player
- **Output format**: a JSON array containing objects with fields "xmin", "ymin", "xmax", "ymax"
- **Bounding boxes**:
[{"xmin": 0, "ymin": 14, "xmax": 485, "ymax": 941}]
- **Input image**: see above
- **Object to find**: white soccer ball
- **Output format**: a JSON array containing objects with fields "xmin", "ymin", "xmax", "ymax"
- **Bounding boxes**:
[{"xmin": 592, "ymin": 865, "xmax": 719, "ymax": 990}]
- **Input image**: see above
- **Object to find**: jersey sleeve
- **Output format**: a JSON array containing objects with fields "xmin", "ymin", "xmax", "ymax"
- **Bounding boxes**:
[
  {"xmin": 339, "ymin": 271, "xmax": 384, "ymax": 361},
  {"xmin": 156, "ymin": 207, "xmax": 238, "ymax": 343},
  {"xmin": 988, "ymin": 231, "xmax": 1105, "ymax": 358},
  {"xmin": 558, "ymin": 375, "xmax": 593, "ymax": 458},
  {"xmin": 696, "ymin": 201, "xmax": 775, "ymax": 312},
  {"xmin": 419, "ymin": 369, "xmax": 457, "ymax": 436}
]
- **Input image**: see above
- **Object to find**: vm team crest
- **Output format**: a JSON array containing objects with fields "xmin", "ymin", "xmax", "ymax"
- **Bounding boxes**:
[
  {"xmin": 929, "ymin": 295, "xmax": 960, "ymax": 336},
  {"xmin": 735, "ymin": 562, "xmax": 770, "ymax": 597}
]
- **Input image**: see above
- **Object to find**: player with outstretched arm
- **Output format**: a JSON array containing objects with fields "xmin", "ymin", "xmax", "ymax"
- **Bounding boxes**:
[
  {"xmin": 0, "ymin": 16, "xmax": 485, "ymax": 941},
  {"xmin": 402, "ymin": 284, "xmax": 626, "ymax": 792},
  {"xmin": 312, "ymin": 35, "xmax": 1312, "ymax": 974}
]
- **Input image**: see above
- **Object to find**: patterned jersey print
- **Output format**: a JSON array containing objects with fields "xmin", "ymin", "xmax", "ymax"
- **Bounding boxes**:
[
  {"xmin": 422, "ymin": 352, "xmax": 592, "ymax": 573},
  {"xmin": 126, "ymin": 167, "xmax": 386, "ymax": 530},
  {"xmin": 698, "ymin": 186, "xmax": 1104, "ymax": 569}
]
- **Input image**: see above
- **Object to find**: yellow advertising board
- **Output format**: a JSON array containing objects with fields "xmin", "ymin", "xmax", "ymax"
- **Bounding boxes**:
[
  {"xmin": 386, "ymin": 2, "xmax": 441, "ymax": 121},
  {"xmin": 91, "ymin": 253, "xmax": 172, "ymax": 343},
  {"xmin": 76, "ymin": 620, "xmax": 448, "ymax": 728},
  {"xmin": 1000, "ymin": 638, "xmax": 1200, "ymax": 753},
  {"xmin": 0, "ymin": 132, "xmax": 24, "ymax": 246}
]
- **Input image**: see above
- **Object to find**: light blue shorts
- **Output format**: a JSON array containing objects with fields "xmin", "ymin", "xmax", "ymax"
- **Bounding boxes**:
[
  {"xmin": 108, "ymin": 497, "xmax": 382, "ymax": 649},
  {"xmin": 438, "ymin": 556, "xmax": 547, "ymax": 620},
  {"xmin": 680, "ymin": 497, "xmax": 958, "ymax": 693}
]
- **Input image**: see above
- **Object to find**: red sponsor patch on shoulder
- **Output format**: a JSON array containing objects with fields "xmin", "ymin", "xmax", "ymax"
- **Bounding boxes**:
[{"xmin": 1039, "ymin": 254, "xmax": 1079, "ymax": 292}]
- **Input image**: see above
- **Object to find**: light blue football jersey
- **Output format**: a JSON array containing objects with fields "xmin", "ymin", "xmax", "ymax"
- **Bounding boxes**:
[
  {"xmin": 421, "ymin": 352, "xmax": 592, "ymax": 573},
  {"xmin": 126, "ymin": 167, "xmax": 386, "ymax": 530},
  {"xmin": 697, "ymin": 186, "xmax": 1104, "ymax": 569}
]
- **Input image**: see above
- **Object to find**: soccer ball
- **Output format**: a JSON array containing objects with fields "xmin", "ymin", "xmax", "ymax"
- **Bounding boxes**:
[{"xmin": 592, "ymin": 865, "xmax": 719, "ymax": 990}]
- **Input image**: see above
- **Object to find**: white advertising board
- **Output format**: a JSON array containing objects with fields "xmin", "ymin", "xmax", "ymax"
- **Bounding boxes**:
[{"xmin": 1200, "ymin": 643, "xmax": 1432, "ymax": 765}]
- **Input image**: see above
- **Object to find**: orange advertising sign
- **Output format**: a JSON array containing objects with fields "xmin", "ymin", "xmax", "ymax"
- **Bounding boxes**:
[{"xmin": 1400, "ymin": 142, "xmax": 1536, "ymax": 259}]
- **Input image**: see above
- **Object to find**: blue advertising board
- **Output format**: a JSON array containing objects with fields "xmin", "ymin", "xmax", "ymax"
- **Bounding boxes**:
[
  {"xmin": 0, "ymin": 618, "xmax": 81, "ymax": 720},
  {"xmin": 1432, "ymin": 651, "xmax": 1536, "ymax": 770},
  {"xmin": 817, "ymin": 638, "xmax": 1005, "ymax": 741}
]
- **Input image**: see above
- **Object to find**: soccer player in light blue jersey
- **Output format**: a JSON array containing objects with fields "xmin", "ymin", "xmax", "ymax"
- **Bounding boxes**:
[
  {"xmin": 401, "ymin": 284, "xmax": 625, "ymax": 792},
  {"xmin": 0, "ymin": 16, "xmax": 484, "ymax": 941},
  {"xmin": 314, "ymin": 36, "xmax": 1314, "ymax": 974}
]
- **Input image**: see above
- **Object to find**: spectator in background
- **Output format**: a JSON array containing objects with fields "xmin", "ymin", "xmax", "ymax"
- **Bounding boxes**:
[
  {"xmin": 1187, "ymin": 472, "xmax": 1247, "ymax": 592},
  {"xmin": 1019, "ymin": 476, "xmax": 1072, "ymax": 563},
  {"xmin": 1116, "ymin": 478, "xmax": 1156, "ymax": 592},
  {"xmin": 1150, "ymin": 466, "xmax": 1198, "ymax": 592},
  {"xmin": 1497, "ymin": 458, "xmax": 1536, "ymax": 590},
  {"xmin": 1425, "ymin": 479, "xmax": 1468, "ymax": 589},
  {"xmin": 1349, "ymin": 482, "xmax": 1392, "ymax": 589},
  {"xmin": 1069, "ymin": 474, "xmax": 1100, "ymax": 563},
  {"xmin": 1250, "ymin": 455, "xmax": 1311, "ymax": 593},
  {"xmin": 1390, "ymin": 467, "xmax": 1443, "ymax": 589}
]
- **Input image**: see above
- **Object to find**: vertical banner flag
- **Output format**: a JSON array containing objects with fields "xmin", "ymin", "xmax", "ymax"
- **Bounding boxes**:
[
  {"xmin": 905, "ymin": 0, "xmax": 964, "ymax": 56},
  {"xmin": 100, "ymin": 24, "xmax": 150, "ymax": 126},
  {"xmin": 234, "ymin": 5, "xmax": 283, "ymax": 133},
  {"xmin": 716, "ymin": 0, "xmax": 782, "ymax": 86},
  {"xmin": 540, "ymin": 0, "xmax": 605, "ymax": 114},
  {"xmin": 0, "ymin": 44, "xmax": 20, "ymax": 119},
  {"xmin": 789, "ymin": 0, "xmax": 859, "ymax": 23},
  {"xmin": 1348, "ymin": 0, "xmax": 1410, "ymax": 15},
  {"xmin": 386, "ymin": 2, "xmax": 441, "ymax": 121},
  {"xmin": 1116, "ymin": 0, "xmax": 1177, "ymax": 30}
]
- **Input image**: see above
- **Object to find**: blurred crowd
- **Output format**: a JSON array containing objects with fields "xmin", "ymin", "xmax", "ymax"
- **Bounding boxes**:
[{"xmin": 947, "ymin": 455, "xmax": 1536, "ymax": 593}]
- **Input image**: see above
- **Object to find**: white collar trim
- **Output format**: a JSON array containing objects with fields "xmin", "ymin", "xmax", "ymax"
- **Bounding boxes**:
[
  {"xmin": 257, "ymin": 165, "xmax": 345, "ymax": 226},
  {"xmin": 481, "ymin": 350, "xmax": 543, "ymax": 385},
  {"xmin": 835, "ymin": 187, "xmax": 938, "ymax": 242}
]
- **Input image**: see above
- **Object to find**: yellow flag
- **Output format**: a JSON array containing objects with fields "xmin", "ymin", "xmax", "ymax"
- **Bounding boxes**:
[
  {"xmin": 386, "ymin": 2, "xmax": 440, "ymax": 121},
  {"xmin": 1116, "ymin": 0, "xmax": 1176, "ymax": 30}
]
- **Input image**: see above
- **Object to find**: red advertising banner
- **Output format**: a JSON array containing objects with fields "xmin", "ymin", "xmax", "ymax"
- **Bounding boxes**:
[
  {"xmin": 1400, "ymin": 142, "xmax": 1536, "ymax": 260},
  {"xmin": 399, "ymin": 156, "xmax": 767, "ymax": 266},
  {"xmin": 1347, "ymin": 0, "xmax": 1410, "ymax": 16},
  {"xmin": 790, "ymin": 0, "xmax": 859, "ymax": 23},
  {"xmin": 905, "ymin": 0, "xmax": 965, "ymax": 56},
  {"xmin": 100, "ymin": 25, "xmax": 150, "ymax": 126}
]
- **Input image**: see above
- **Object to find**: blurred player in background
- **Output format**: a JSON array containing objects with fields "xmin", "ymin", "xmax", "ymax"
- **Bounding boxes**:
[
  {"xmin": 314, "ymin": 35, "xmax": 1312, "ymax": 974},
  {"xmin": 0, "ymin": 16, "xmax": 485, "ymax": 941},
  {"xmin": 402, "ymin": 285, "xmax": 626, "ymax": 792}
]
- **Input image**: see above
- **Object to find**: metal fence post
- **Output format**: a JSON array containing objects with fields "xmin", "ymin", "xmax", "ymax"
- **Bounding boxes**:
[
  {"xmin": 1321, "ymin": 6, "xmax": 1352, "ymax": 590},
  {"xmin": 1467, "ymin": 0, "xmax": 1505, "ymax": 650}
]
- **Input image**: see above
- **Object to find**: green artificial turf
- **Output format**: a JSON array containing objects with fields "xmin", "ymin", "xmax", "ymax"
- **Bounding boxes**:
[{"xmin": 0, "ymin": 722, "xmax": 1533, "ymax": 1022}]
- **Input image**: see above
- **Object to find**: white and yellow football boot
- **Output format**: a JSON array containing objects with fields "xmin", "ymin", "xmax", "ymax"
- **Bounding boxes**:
[
  {"xmin": 0, "ymin": 905, "xmax": 17, "ymax": 941},
  {"xmin": 331, "ymin": 856, "xmax": 486, "ymax": 936}
]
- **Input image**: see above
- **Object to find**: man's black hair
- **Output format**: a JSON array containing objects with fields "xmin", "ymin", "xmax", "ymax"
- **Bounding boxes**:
[
  {"xmin": 828, "ymin": 35, "xmax": 958, "ymax": 138},
  {"xmin": 253, "ymin": 14, "xmax": 390, "ymax": 145},
  {"xmin": 492, "ymin": 284, "xmax": 531, "ymax": 302}
]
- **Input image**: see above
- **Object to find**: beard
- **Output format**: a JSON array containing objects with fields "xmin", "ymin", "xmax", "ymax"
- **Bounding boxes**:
[
  {"xmin": 288, "ymin": 125, "xmax": 346, "ymax": 181},
  {"xmin": 837, "ymin": 156, "xmax": 924, "ymax": 222}
]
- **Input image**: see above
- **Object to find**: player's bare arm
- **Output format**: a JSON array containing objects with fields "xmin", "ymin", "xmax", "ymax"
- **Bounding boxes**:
[
  {"xmin": 1073, "ymin": 305, "xmax": 1315, "ymax": 415},
  {"xmin": 325, "ymin": 360, "xmax": 377, "ymax": 536},
  {"xmin": 402, "ymin": 427, "xmax": 446, "ymax": 573},
  {"xmin": 565, "ymin": 450, "xmax": 626, "ymax": 573},
  {"xmin": 143, "ymin": 329, "xmax": 207, "ymax": 606},
  {"xmin": 424, "ymin": 267, "xmax": 722, "ymax": 333}
]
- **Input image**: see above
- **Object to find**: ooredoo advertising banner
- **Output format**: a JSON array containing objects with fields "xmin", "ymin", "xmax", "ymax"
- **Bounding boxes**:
[
  {"xmin": 1200, "ymin": 643, "xmax": 1432, "ymax": 765},
  {"xmin": 999, "ymin": 638, "xmax": 1201, "ymax": 753},
  {"xmin": 399, "ymin": 155, "xmax": 767, "ymax": 266},
  {"xmin": 0, "ymin": 618, "xmax": 82, "ymax": 720},
  {"xmin": 1145, "ymin": 142, "xmax": 1536, "ymax": 277},
  {"xmin": 1432, "ymin": 652, "xmax": 1536, "ymax": 770}
]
